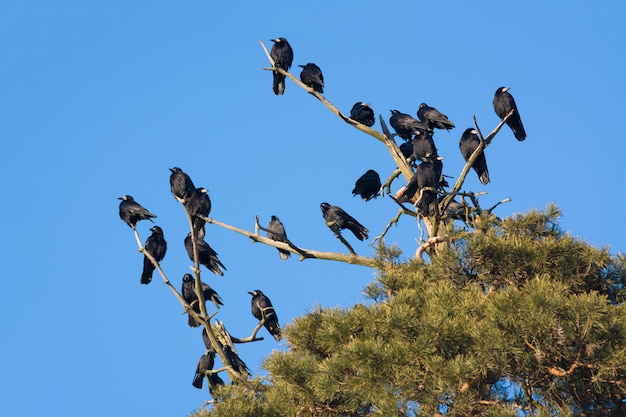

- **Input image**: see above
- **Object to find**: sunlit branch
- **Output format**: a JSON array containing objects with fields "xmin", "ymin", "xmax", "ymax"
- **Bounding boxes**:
[
  {"xmin": 202, "ymin": 215, "xmax": 378, "ymax": 268},
  {"xmin": 259, "ymin": 40, "xmax": 413, "ymax": 182}
]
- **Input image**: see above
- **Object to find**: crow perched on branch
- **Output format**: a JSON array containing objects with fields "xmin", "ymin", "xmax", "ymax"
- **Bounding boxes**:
[
  {"xmin": 389, "ymin": 110, "xmax": 431, "ymax": 141},
  {"xmin": 192, "ymin": 349, "xmax": 215, "ymax": 389},
  {"xmin": 459, "ymin": 128, "xmax": 490, "ymax": 185},
  {"xmin": 266, "ymin": 215, "xmax": 290, "ymax": 260},
  {"xmin": 169, "ymin": 167, "xmax": 195, "ymax": 203},
  {"xmin": 417, "ymin": 103, "xmax": 455, "ymax": 131},
  {"xmin": 118, "ymin": 195, "xmax": 156, "ymax": 228},
  {"xmin": 299, "ymin": 63, "xmax": 324, "ymax": 93},
  {"xmin": 185, "ymin": 187, "xmax": 211, "ymax": 239},
  {"xmin": 409, "ymin": 130, "xmax": 438, "ymax": 162},
  {"xmin": 352, "ymin": 170, "xmax": 381, "ymax": 201},
  {"xmin": 493, "ymin": 87, "xmax": 526, "ymax": 141},
  {"xmin": 320, "ymin": 202, "xmax": 369, "ymax": 241},
  {"xmin": 270, "ymin": 37, "xmax": 293, "ymax": 95},
  {"xmin": 141, "ymin": 226, "xmax": 167, "ymax": 284},
  {"xmin": 182, "ymin": 273, "xmax": 223, "ymax": 327},
  {"xmin": 350, "ymin": 102, "xmax": 375, "ymax": 127},
  {"xmin": 223, "ymin": 345, "xmax": 250, "ymax": 376},
  {"xmin": 249, "ymin": 289, "xmax": 282, "ymax": 341},
  {"xmin": 401, "ymin": 155, "xmax": 445, "ymax": 216},
  {"xmin": 184, "ymin": 233, "xmax": 226, "ymax": 276}
]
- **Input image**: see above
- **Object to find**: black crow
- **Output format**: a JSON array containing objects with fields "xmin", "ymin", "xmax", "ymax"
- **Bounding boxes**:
[
  {"xmin": 417, "ymin": 103, "xmax": 455, "ymax": 130},
  {"xmin": 350, "ymin": 102, "xmax": 375, "ymax": 127},
  {"xmin": 320, "ymin": 202, "xmax": 369, "ymax": 241},
  {"xmin": 493, "ymin": 87, "xmax": 526, "ymax": 141},
  {"xmin": 185, "ymin": 187, "xmax": 211, "ymax": 239},
  {"xmin": 118, "ymin": 195, "xmax": 156, "ymax": 228},
  {"xmin": 184, "ymin": 233, "xmax": 226, "ymax": 276},
  {"xmin": 270, "ymin": 37, "xmax": 293, "ymax": 95},
  {"xmin": 459, "ymin": 128, "xmax": 490, "ymax": 185},
  {"xmin": 182, "ymin": 273, "xmax": 223, "ymax": 327},
  {"xmin": 248, "ymin": 289, "xmax": 282, "ymax": 341},
  {"xmin": 299, "ymin": 63, "xmax": 324, "ymax": 93},
  {"xmin": 207, "ymin": 373, "xmax": 225, "ymax": 396},
  {"xmin": 202, "ymin": 327, "xmax": 211, "ymax": 350},
  {"xmin": 439, "ymin": 196, "xmax": 470, "ymax": 223},
  {"xmin": 352, "ymin": 169, "xmax": 381, "ymax": 201},
  {"xmin": 409, "ymin": 130, "xmax": 438, "ymax": 162},
  {"xmin": 141, "ymin": 226, "xmax": 167, "ymax": 284},
  {"xmin": 223, "ymin": 345, "xmax": 250, "ymax": 376},
  {"xmin": 401, "ymin": 155, "xmax": 445, "ymax": 216},
  {"xmin": 266, "ymin": 215, "xmax": 290, "ymax": 260},
  {"xmin": 169, "ymin": 167, "xmax": 195, "ymax": 203},
  {"xmin": 399, "ymin": 141, "xmax": 414, "ymax": 159},
  {"xmin": 192, "ymin": 349, "xmax": 216, "ymax": 389},
  {"xmin": 389, "ymin": 110, "xmax": 431, "ymax": 141}
]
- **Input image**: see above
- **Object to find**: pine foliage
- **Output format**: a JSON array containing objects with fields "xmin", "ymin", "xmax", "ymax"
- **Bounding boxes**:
[{"xmin": 197, "ymin": 206, "xmax": 625, "ymax": 416}]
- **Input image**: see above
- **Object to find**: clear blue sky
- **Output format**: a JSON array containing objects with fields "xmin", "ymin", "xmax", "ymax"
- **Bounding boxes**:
[{"xmin": 1, "ymin": 2, "xmax": 624, "ymax": 416}]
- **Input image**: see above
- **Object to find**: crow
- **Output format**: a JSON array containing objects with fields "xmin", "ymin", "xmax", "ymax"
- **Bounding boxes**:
[
  {"xmin": 192, "ymin": 349, "xmax": 216, "ymax": 389},
  {"xmin": 185, "ymin": 187, "xmax": 211, "ymax": 239},
  {"xmin": 352, "ymin": 169, "xmax": 381, "ymax": 201},
  {"xmin": 184, "ymin": 233, "xmax": 226, "ymax": 276},
  {"xmin": 299, "ymin": 63, "xmax": 324, "ymax": 93},
  {"xmin": 207, "ymin": 373, "xmax": 225, "ymax": 396},
  {"xmin": 409, "ymin": 130, "xmax": 438, "ymax": 162},
  {"xmin": 223, "ymin": 345, "xmax": 250, "ymax": 376},
  {"xmin": 270, "ymin": 37, "xmax": 293, "ymax": 95},
  {"xmin": 401, "ymin": 155, "xmax": 445, "ymax": 216},
  {"xmin": 389, "ymin": 110, "xmax": 431, "ymax": 141},
  {"xmin": 249, "ymin": 289, "xmax": 282, "ymax": 341},
  {"xmin": 459, "ymin": 128, "xmax": 490, "ymax": 185},
  {"xmin": 266, "ymin": 215, "xmax": 290, "ymax": 260},
  {"xmin": 439, "ymin": 196, "xmax": 470, "ymax": 223},
  {"xmin": 493, "ymin": 87, "xmax": 526, "ymax": 141},
  {"xmin": 169, "ymin": 167, "xmax": 195, "ymax": 203},
  {"xmin": 141, "ymin": 226, "xmax": 167, "ymax": 284},
  {"xmin": 182, "ymin": 273, "xmax": 223, "ymax": 327},
  {"xmin": 417, "ymin": 103, "xmax": 455, "ymax": 130},
  {"xmin": 399, "ymin": 141, "xmax": 414, "ymax": 159},
  {"xmin": 350, "ymin": 102, "xmax": 375, "ymax": 127},
  {"xmin": 320, "ymin": 202, "xmax": 369, "ymax": 241},
  {"xmin": 118, "ymin": 195, "xmax": 156, "ymax": 228}
]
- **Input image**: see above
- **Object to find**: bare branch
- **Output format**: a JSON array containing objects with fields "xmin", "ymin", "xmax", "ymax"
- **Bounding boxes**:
[
  {"xmin": 373, "ymin": 207, "xmax": 416, "ymax": 244},
  {"xmin": 439, "ymin": 110, "xmax": 515, "ymax": 215},
  {"xmin": 416, "ymin": 236, "xmax": 448, "ymax": 259},
  {"xmin": 259, "ymin": 40, "xmax": 413, "ymax": 183},
  {"xmin": 203, "ymin": 215, "xmax": 378, "ymax": 268},
  {"xmin": 231, "ymin": 320, "xmax": 265, "ymax": 343}
]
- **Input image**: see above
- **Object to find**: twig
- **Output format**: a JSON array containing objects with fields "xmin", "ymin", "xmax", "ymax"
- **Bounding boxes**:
[
  {"xmin": 372, "ymin": 207, "xmax": 414, "ymax": 244},
  {"xmin": 382, "ymin": 167, "xmax": 403, "ymax": 195},
  {"xmin": 231, "ymin": 320, "xmax": 265, "ymax": 343},
  {"xmin": 333, "ymin": 231, "xmax": 357, "ymax": 255}
]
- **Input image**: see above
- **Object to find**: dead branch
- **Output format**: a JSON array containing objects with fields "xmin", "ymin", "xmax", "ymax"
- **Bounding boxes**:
[{"xmin": 202, "ymin": 215, "xmax": 378, "ymax": 268}]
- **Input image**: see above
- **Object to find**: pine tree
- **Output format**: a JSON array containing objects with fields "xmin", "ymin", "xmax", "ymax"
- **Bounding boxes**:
[
  {"xmin": 195, "ymin": 207, "xmax": 625, "ymax": 416},
  {"xmin": 120, "ymin": 40, "xmax": 624, "ymax": 416}
]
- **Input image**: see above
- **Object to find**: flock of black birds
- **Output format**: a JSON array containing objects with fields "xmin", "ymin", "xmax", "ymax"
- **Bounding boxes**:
[
  {"xmin": 268, "ymin": 36, "xmax": 526, "ymax": 222},
  {"xmin": 118, "ymin": 36, "xmax": 528, "ymax": 397},
  {"xmin": 118, "ymin": 166, "xmax": 285, "ymax": 393}
]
